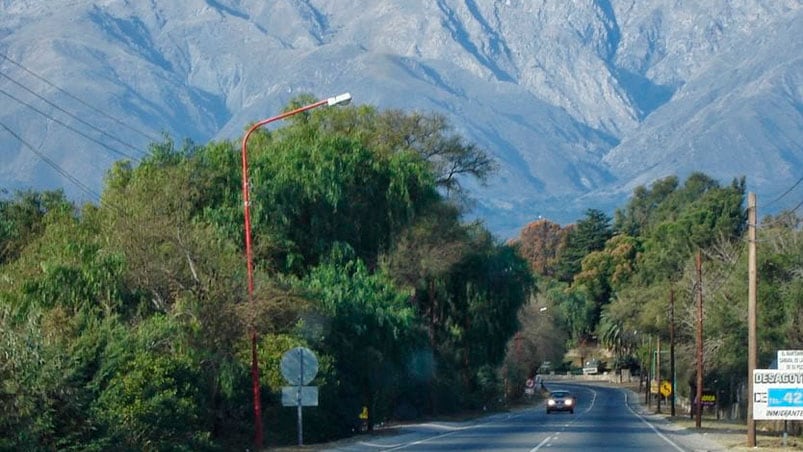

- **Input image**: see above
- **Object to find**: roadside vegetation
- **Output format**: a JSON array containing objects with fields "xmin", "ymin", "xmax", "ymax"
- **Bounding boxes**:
[
  {"xmin": 508, "ymin": 172, "xmax": 802, "ymax": 427},
  {"xmin": 1, "ymin": 98, "xmax": 800, "ymax": 449}
]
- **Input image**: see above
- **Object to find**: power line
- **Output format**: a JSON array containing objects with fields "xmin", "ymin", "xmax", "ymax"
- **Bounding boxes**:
[
  {"xmin": 0, "ymin": 51, "xmax": 160, "ymax": 143},
  {"xmin": 0, "ymin": 86, "xmax": 141, "ymax": 162},
  {"xmin": 787, "ymin": 198, "xmax": 803, "ymax": 214},
  {"xmin": 0, "ymin": 120, "xmax": 101, "ymax": 201},
  {"xmin": 754, "ymin": 196, "xmax": 802, "ymax": 229},
  {"xmin": 0, "ymin": 72, "xmax": 148, "ymax": 157},
  {"xmin": 765, "ymin": 175, "xmax": 803, "ymax": 207}
]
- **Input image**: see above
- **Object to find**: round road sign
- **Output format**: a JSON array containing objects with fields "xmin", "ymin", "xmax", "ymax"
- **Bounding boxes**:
[{"xmin": 281, "ymin": 347, "xmax": 319, "ymax": 385}]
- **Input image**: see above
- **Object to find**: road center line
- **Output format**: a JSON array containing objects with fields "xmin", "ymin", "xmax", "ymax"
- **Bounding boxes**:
[{"xmin": 529, "ymin": 435, "xmax": 552, "ymax": 451}]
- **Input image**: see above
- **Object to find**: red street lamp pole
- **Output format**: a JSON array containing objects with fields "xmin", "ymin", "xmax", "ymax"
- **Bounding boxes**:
[{"xmin": 240, "ymin": 92, "xmax": 351, "ymax": 448}]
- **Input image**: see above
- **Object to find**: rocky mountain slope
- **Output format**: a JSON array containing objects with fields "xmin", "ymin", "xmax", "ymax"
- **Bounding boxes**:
[{"xmin": 1, "ymin": 0, "xmax": 800, "ymax": 237}]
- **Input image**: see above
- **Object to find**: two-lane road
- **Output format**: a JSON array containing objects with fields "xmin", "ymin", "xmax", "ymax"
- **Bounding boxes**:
[{"xmin": 325, "ymin": 382, "xmax": 721, "ymax": 451}]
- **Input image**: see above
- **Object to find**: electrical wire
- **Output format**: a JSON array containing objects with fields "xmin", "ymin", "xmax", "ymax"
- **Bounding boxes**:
[
  {"xmin": 0, "ymin": 86, "xmax": 141, "ymax": 162},
  {"xmin": 764, "ymin": 175, "xmax": 803, "ymax": 208},
  {"xmin": 0, "ymin": 120, "xmax": 102, "ymax": 201},
  {"xmin": 0, "ymin": 51, "xmax": 160, "ymax": 143},
  {"xmin": 0, "ymin": 71, "xmax": 148, "ymax": 157}
]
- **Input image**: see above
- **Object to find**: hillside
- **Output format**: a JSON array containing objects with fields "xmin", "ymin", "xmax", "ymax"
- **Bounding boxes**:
[{"xmin": 1, "ymin": 0, "xmax": 801, "ymax": 237}]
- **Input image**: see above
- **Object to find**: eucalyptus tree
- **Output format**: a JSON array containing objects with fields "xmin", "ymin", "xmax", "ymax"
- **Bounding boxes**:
[
  {"xmin": 636, "ymin": 173, "xmax": 746, "ymax": 283},
  {"xmin": 439, "ymin": 227, "xmax": 533, "ymax": 408}
]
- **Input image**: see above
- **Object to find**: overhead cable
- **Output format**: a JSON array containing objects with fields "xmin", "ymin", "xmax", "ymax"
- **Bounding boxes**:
[
  {"xmin": 765, "ymin": 175, "xmax": 803, "ymax": 207},
  {"xmin": 0, "ymin": 120, "xmax": 102, "ymax": 201},
  {"xmin": 0, "ymin": 86, "xmax": 141, "ymax": 162},
  {"xmin": 0, "ymin": 71, "xmax": 147, "ymax": 157},
  {"xmin": 0, "ymin": 51, "xmax": 160, "ymax": 143}
]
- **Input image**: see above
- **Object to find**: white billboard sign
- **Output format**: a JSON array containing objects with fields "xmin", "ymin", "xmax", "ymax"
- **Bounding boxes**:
[
  {"xmin": 753, "ymin": 369, "xmax": 803, "ymax": 420},
  {"xmin": 777, "ymin": 350, "xmax": 803, "ymax": 371}
]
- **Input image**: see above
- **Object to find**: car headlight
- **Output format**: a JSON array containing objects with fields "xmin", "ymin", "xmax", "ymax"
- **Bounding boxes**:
[
  {"xmin": 547, "ymin": 400, "xmax": 556, "ymax": 406},
  {"xmin": 565, "ymin": 399, "xmax": 573, "ymax": 406}
]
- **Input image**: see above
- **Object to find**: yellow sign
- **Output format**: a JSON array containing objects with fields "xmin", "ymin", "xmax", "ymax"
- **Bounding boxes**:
[
  {"xmin": 359, "ymin": 406, "xmax": 369, "ymax": 420},
  {"xmin": 660, "ymin": 380, "xmax": 672, "ymax": 397}
]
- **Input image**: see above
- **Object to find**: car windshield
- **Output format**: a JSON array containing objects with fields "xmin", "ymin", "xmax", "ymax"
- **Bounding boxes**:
[{"xmin": 550, "ymin": 391, "xmax": 570, "ymax": 398}]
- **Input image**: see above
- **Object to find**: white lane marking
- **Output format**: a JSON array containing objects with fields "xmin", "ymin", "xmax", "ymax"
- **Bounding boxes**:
[
  {"xmin": 624, "ymin": 392, "xmax": 685, "ymax": 452},
  {"xmin": 359, "ymin": 423, "xmax": 472, "ymax": 450},
  {"xmin": 374, "ymin": 415, "xmax": 526, "ymax": 451},
  {"xmin": 529, "ymin": 436, "xmax": 551, "ymax": 451},
  {"xmin": 528, "ymin": 385, "xmax": 597, "ymax": 451}
]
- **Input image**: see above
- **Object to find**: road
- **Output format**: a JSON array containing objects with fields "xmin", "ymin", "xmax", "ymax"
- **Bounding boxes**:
[{"xmin": 322, "ymin": 382, "xmax": 725, "ymax": 451}]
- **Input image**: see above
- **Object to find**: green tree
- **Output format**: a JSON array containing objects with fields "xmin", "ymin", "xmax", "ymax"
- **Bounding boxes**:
[
  {"xmin": 572, "ymin": 233, "xmax": 639, "ymax": 327},
  {"xmin": 637, "ymin": 174, "xmax": 746, "ymax": 282},
  {"xmin": 556, "ymin": 209, "xmax": 612, "ymax": 282},
  {"xmin": 441, "ymin": 228, "xmax": 533, "ymax": 408},
  {"xmin": 213, "ymin": 115, "xmax": 442, "ymax": 274},
  {"xmin": 92, "ymin": 314, "xmax": 212, "ymax": 451},
  {"xmin": 614, "ymin": 176, "xmax": 678, "ymax": 236},
  {"xmin": 297, "ymin": 105, "xmax": 498, "ymax": 201},
  {"xmin": 298, "ymin": 253, "xmax": 418, "ymax": 436},
  {"xmin": 0, "ymin": 189, "xmax": 74, "ymax": 265}
]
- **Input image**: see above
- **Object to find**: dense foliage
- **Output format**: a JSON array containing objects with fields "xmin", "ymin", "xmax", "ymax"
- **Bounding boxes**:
[
  {"xmin": 2, "ymin": 95, "xmax": 799, "ymax": 448},
  {"xmin": 0, "ymin": 101, "xmax": 526, "ymax": 449},
  {"xmin": 512, "ymin": 173, "xmax": 801, "ymax": 416}
]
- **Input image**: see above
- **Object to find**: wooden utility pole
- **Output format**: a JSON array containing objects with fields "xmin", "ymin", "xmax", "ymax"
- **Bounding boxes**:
[
  {"xmin": 646, "ymin": 336, "xmax": 652, "ymax": 408},
  {"xmin": 670, "ymin": 285, "xmax": 676, "ymax": 417},
  {"xmin": 695, "ymin": 250, "xmax": 703, "ymax": 429},
  {"xmin": 656, "ymin": 336, "xmax": 662, "ymax": 413},
  {"xmin": 747, "ymin": 193, "xmax": 757, "ymax": 447}
]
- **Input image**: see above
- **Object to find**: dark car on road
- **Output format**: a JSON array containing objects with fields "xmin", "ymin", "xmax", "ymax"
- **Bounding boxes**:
[{"xmin": 545, "ymin": 390, "xmax": 576, "ymax": 414}]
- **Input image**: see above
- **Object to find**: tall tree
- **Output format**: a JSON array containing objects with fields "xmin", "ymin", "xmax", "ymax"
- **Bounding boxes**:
[
  {"xmin": 556, "ymin": 209, "xmax": 612, "ymax": 282},
  {"xmin": 298, "ymin": 255, "xmax": 419, "ymax": 435},
  {"xmin": 297, "ymin": 105, "xmax": 498, "ymax": 202},
  {"xmin": 614, "ymin": 176, "xmax": 678, "ymax": 236},
  {"xmin": 637, "ymin": 174, "xmax": 746, "ymax": 282},
  {"xmin": 513, "ymin": 218, "xmax": 567, "ymax": 276}
]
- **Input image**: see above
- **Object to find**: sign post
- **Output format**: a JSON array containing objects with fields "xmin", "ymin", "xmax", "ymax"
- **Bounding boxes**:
[{"xmin": 280, "ymin": 347, "xmax": 319, "ymax": 446}]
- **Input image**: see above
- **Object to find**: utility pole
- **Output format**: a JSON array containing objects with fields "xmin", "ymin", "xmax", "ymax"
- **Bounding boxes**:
[
  {"xmin": 747, "ymin": 193, "xmax": 757, "ymax": 447},
  {"xmin": 670, "ymin": 285, "xmax": 676, "ymax": 417},
  {"xmin": 695, "ymin": 250, "xmax": 704, "ymax": 429},
  {"xmin": 656, "ymin": 336, "xmax": 662, "ymax": 413},
  {"xmin": 646, "ymin": 336, "xmax": 652, "ymax": 408}
]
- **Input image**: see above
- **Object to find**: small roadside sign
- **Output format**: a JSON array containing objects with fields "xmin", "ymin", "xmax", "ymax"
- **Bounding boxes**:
[
  {"xmin": 777, "ymin": 350, "xmax": 803, "ymax": 371},
  {"xmin": 280, "ymin": 347, "xmax": 320, "ymax": 446},
  {"xmin": 281, "ymin": 347, "xmax": 319, "ymax": 385},
  {"xmin": 660, "ymin": 380, "xmax": 673, "ymax": 397},
  {"xmin": 281, "ymin": 386, "xmax": 319, "ymax": 407}
]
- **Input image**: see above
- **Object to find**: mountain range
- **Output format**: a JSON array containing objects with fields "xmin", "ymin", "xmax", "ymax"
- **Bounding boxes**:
[{"xmin": 1, "ymin": 0, "xmax": 801, "ymax": 238}]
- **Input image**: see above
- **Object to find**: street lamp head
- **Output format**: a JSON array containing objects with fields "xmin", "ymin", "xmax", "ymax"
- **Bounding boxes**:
[{"xmin": 327, "ymin": 92, "xmax": 352, "ymax": 106}]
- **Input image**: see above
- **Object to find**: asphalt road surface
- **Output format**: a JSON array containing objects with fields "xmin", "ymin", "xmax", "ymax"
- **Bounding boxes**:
[{"xmin": 322, "ymin": 382, "xmax": 725, "ymax": 451}]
